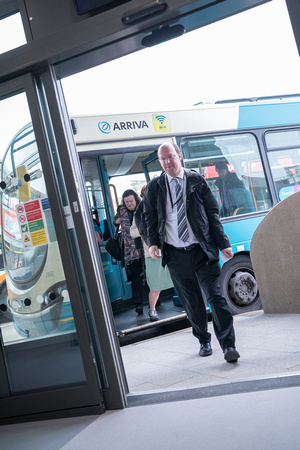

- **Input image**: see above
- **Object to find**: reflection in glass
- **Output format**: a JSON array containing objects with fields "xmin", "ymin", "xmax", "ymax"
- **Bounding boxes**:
[
  {"xmin": 1, "ymin": 123, "xmax": 75, "ymax": 338},
  {"xmin": 0, "ymin": 95, "xmax": 85, "ymax": 395}
]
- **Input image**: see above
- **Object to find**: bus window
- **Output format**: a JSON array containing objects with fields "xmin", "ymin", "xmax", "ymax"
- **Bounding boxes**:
[
  {"xmin": 265, "ymin": 129, "xmax": 300, "ymax": 201},
  {"xmin": 142, "ymin": 154, "xmax": 163, "ymax": 181},
  {"xmin": 181, "ymin": 133, "xmax": 271, "ymax": 218},
  {"xmin": 109, "ymin": 173, "xmax": 146, "ymax": 208},
  {"xmin": 81, "ymin": 158, "xmax": 109, "ymax": 233},
  {"xmin": 102, "ymin": 151, "xmax": 157, "ymax": 206}
]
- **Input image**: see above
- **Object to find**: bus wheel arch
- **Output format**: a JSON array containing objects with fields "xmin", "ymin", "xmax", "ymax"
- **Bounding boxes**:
[{"xmin": 220, "ymin": 254, "xmax": 262, "ymax": 315}]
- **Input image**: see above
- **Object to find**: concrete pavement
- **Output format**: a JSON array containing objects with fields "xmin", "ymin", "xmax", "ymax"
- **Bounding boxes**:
[{"xmin": 1, "ymin": 310, "xmax": 300, "ymax": 449}]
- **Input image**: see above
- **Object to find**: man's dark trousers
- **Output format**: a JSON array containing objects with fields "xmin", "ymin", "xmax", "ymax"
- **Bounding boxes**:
[{"xmin": 164, "ymin": 243, "xmax": 235, "ymax": 350}]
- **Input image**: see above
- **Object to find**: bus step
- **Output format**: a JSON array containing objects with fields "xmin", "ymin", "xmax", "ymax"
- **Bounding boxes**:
[{"xmin": 117, "ymin": 313, "xmax": 188, "ymax": 338}]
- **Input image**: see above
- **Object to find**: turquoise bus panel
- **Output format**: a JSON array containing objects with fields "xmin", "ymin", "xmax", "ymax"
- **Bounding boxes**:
[
  {"xmin": 221, "ymin": 215, "xmax": 265, "ymax": 264},
  {"xmin": 238, "ymin": 102, "xmax": 300, "ymax": 129}
]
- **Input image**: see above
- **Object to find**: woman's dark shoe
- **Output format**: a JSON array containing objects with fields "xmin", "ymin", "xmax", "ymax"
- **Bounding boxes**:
[{"xmin": 135, "ymin": 305, "xmax": 143, "ymax": 315}]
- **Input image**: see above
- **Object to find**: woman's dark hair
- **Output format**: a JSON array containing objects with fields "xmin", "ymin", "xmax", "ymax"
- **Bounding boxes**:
[
  {"xmin": 215, "ymin": 161, "xmax": 229, "ymax": 172},
  {"xmin": 121, "ymin": 189, "xmax": 141, "ymax": 207}
]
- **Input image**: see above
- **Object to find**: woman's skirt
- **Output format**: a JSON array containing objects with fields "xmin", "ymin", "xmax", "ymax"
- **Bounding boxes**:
[{"xmin": 145, "ymin": 257, "xmax": 173, "ymax": 292}]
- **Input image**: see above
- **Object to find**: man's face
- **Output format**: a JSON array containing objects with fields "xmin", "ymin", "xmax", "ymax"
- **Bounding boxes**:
[{"xmin": 158, "ymin": 145, "xmax": 182, "ymax": 177}]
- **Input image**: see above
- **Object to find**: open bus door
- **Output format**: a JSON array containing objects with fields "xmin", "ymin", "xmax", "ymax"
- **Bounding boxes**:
[
  {"xmin": 80, "ymin": 157, "xmax": 132, "ymax": 304},
  {"xmin": 80, "ymin": 148, "xmax": 189, "ymax": 338}
]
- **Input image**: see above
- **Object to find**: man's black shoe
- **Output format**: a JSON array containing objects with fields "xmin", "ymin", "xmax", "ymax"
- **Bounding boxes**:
[
  {"xmin": 135, "ymin": 305, "xmax": 143, "ymax": 315},
  {"xmin": 224, "ymin": 347, "xmax": 240, "ymax": 363},
  {"xmin": 199, "ymin": 342, "xmax": 212, "ymax": 357}
]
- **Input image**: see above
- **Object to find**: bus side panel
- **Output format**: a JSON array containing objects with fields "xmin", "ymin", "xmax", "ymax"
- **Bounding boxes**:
[
  {"xmin": 221, "ymin": 215, "xmax": 265, "ymax": 261},
  {"xmin": 238, "ymin": 102, "xmax": 300, "ymax": 129}
]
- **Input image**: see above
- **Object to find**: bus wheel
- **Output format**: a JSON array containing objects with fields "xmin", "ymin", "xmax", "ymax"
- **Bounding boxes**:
[{"xmin": 220, "ymin": 254, "xmax": 262, "ymax": 315}]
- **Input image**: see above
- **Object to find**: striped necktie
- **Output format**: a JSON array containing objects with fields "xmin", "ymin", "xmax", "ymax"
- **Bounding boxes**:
[{"xmin": 174, "ymin": 177, "xmax": 189, "ymax": 242}]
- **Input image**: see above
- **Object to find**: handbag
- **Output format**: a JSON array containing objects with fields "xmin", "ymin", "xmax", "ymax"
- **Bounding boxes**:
[{"xmin": 105, "ymin": 226, "xmax": 122, "ymax": 261}]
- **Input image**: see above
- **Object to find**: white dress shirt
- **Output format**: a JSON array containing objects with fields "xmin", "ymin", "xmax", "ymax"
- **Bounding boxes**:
[{"xmin": 164, "ymin": 169, "xmax": 198, "ymax": 247}]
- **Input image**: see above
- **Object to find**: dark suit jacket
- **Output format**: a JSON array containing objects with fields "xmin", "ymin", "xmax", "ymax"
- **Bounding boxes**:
[{"xmin": 143, "ymin": 169, "xmax": 230, "ymax": 265}]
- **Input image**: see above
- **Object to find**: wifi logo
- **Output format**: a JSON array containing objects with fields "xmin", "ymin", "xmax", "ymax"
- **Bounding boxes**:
[
  {"xmin": 152, "ymin": 114, "xmax": 171, "ymax": 132},
  {"xmin": 155, "ymin": 115, "xmax": 166, "ymax": 124}
]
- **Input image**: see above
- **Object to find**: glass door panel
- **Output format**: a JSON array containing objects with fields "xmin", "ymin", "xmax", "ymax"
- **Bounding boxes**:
[{"xmin": 0, "ymin": 92, "xmax": 86, "ymax": 395}]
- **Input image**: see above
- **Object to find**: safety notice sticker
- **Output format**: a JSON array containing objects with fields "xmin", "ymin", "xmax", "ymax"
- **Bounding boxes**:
[{"xmin": 16, "ymin": 199, "xmax": 49, "ymax": 249}]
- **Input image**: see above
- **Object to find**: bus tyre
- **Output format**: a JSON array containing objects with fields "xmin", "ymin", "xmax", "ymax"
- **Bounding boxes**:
[{"xmin": 220, "ymin": 254, "xmax": 262, "ymax": 315}]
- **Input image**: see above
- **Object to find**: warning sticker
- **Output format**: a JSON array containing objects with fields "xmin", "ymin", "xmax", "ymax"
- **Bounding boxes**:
[
  {"xmin": 20, "ymin": 224, "xmax": 29, "ymax": 233},
  {"xmin": 19, "ymin": 214, "xmax": 27, "ymax": 224},
  {"xmin": 16, "ymin": 198, "xmax": 49, "ymax": 249},
  {"xmin": 17, "ymin": 204, "xmax": 25, "ymax": 214},
  {"xmin": 24, "ymin": 200, "xmax": 40, "ymax": 213},
  {"xmin": 26, "ymin": 209, "xmax": 43, "ymax": 222},
  {"xmin": 31, "ymin": 229, "xmax": 48, "ymax": 247},
  {"xmin": 28, "ymin": 219, "xmax": 45, "ymax": 233}
]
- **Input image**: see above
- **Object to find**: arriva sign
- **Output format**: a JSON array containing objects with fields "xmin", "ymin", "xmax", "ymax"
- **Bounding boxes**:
[{"xmin": 98, "ymin": 120, "xmax": 149, "ymax": 134}]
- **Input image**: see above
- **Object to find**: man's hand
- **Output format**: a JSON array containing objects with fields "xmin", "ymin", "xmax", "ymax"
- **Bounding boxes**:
[
  {"xmin": 149, "ymin": 245, "xmax": 160, "ymax": 259},
  {"xmin": 221, "ymin": 247, "xmax": 233, "ymax": 259}
]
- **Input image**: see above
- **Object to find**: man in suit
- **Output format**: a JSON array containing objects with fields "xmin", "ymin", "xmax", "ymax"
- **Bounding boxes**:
[{"xmin": 142, "ymin": 142, "xmax": 240, "ymax": 363}]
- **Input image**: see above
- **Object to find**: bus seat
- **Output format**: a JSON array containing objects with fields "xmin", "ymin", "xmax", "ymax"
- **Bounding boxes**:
[
  {"xmin": 231, "ymin": 188, "xmax": 255, "ymax": 214},
  {"xmin": 100, "ymin": 219, "xmax": 110, "ymax": 241},
  {"xmin": 233, "ymin": 207, "xmax": 243, "ymax": 216}
]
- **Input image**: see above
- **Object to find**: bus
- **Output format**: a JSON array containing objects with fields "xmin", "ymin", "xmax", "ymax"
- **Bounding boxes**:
[{"xmin": 1, "ymin": 95, "xmax": 300, "ymax": 337}]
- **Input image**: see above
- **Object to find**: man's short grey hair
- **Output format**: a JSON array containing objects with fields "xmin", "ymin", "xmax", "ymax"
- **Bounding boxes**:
[{"xmin": 158, "ymin": 142, "xmax": 181, "ymax": 154}]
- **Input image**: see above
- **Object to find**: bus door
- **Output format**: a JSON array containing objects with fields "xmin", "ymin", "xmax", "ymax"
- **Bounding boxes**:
[
  {"xmin": 142, "ymin": 151, "xmax": 162, "ymax": 181},
  {"xmin": 81, "ymin": 144, "xmax": 181, "ymax": 322},
  {"xmin": 80, "ymin": 157, "xmax": 130, "ymax": 303}
]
